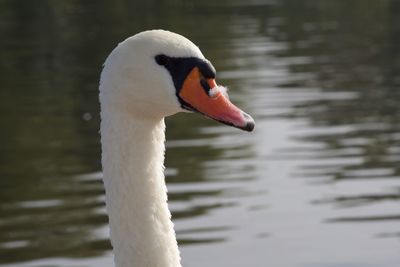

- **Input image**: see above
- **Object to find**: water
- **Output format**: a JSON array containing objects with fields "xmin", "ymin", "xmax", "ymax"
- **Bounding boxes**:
[{"xmin": 0, "ymin": 1, "xmax": 399, "ymax": 266}]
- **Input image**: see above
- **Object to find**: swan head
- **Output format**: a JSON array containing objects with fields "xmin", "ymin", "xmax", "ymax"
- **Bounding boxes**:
[{"xmin": 100, "ymin": 30, "xmax": 254, "ymax": 131}]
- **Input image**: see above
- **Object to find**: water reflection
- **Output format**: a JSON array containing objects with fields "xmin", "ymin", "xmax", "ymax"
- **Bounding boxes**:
[
  {"xmin": 0, "ymin": 0, "xmax": 399, "ymax": 266},
  {"xmin": 269, "ymin": 0, "xmax": 400, "ymax": 250}
]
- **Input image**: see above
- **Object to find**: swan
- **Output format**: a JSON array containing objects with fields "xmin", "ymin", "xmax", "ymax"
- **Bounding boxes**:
[{"xmin": 99, "ymin": 30, "xmax": 255, "ymax": 267}]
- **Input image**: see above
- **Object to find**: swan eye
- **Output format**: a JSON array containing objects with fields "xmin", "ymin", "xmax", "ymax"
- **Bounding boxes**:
[{"xmin": 155, "ymin": 54, "xmax": 169, "ymax": 66}]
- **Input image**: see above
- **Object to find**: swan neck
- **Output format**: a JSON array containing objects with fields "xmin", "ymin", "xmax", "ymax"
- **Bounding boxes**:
[{"xmin": 100, "ymin": 110, "xmax": 181, "ymax": 267}]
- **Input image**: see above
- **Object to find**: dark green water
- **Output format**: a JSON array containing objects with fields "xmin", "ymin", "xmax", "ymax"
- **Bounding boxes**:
[{"xmin": 0, "ymin": 1, "xmax": 399, "ymax": 266}]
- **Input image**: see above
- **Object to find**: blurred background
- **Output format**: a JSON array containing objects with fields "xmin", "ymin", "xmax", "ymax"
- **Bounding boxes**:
[{"xmin": 0, "ymin": 0, "xmax": 399, "ymax": 266}]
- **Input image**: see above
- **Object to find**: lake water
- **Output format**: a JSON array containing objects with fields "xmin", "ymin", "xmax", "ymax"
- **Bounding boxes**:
[{"xmin": 0, "ymin": 1, "xmax": 399, "ymax": 266}]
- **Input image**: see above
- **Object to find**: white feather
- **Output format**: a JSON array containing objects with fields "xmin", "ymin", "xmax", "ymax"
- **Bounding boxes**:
[
  {"xmin": 99, "ymin": 30, "xmax": 205, "ymax": 267},
  {"xmin": 209, "ymin": 85, "xmax": 229, "ymax": 99}
]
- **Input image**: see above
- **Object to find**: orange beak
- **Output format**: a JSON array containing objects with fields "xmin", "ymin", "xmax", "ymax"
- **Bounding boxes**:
[{"xmin": 178, "ymin": 67, "xmax": 255, "ymax": 131}]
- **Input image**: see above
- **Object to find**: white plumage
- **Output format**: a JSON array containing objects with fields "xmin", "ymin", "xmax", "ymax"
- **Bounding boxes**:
[{"xmin": 99, "ymin": 30, "xmax": 254, "ymax": 267}]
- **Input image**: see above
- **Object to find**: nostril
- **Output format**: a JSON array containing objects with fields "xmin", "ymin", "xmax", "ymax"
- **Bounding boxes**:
[{"xmin": 200, "ymin": 78, "xmax": 211, "ymax": 95}]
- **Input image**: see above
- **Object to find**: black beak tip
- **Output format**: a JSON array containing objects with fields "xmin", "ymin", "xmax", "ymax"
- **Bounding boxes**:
[
  {"xmin": 242, "ymin": 112, "xmax": 255, "ymax": 132},
  {"xmin": 243, "ymin": 120, "xmax": 255, "ymax": 132}
]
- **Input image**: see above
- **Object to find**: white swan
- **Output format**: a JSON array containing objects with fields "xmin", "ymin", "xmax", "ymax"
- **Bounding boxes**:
[{"xmin": 99, "ymin": 30, "xmax": 254, "ymax": 267}]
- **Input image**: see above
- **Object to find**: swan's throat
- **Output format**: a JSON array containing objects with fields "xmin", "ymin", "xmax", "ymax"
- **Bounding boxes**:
[{"xmin": 100, "ymin": 110, "xmax": 181, "ymax": 267}]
